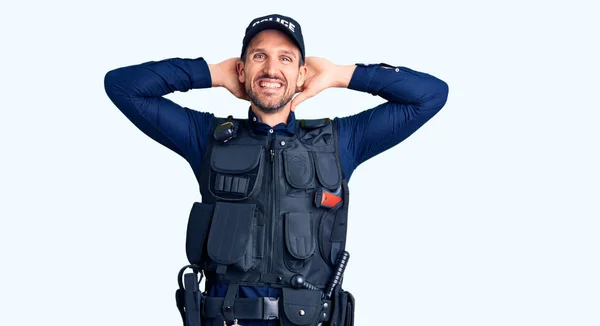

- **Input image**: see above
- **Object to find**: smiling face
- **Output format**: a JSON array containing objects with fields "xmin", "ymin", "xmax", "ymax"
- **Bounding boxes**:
[{"xmin": 238, "ymin": 29, "xmax": 306, "ymax": 114}]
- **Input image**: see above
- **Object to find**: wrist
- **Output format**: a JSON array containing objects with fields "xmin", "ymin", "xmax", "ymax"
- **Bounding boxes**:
[
  {"xmin": 334, "ymin": 65, "xmax": 357, "ymax": 88},
  {"xmin": 208, "ymin": 64, "xmax": 223, "ymax": 87}
]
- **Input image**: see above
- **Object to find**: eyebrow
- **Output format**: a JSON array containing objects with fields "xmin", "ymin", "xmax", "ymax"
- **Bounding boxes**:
[
  {"xmin": 249, "ymin": 48, "xmax": 298, "ymax": 59},
  {"xmin": 280, "ymin": 50, "xmax": 298, "ymax": 59}
]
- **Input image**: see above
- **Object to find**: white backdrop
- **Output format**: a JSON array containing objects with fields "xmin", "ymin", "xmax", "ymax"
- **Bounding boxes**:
[{"xmin": 1, "ymin": 0, "xmax": 599, "ymax": 325}]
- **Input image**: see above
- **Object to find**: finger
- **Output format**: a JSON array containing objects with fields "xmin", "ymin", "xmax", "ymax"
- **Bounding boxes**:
[
  {"xmin": 296, "ymin": 76, "xmax": 312, "ymax": 93},
  {"xmin": 291, "ymin": 91, "xmax": 314, "ymax": 112}
]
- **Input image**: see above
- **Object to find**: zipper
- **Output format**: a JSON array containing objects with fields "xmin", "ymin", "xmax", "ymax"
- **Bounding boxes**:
[
  {"xmin": 269, "ymin": 142, "xmax": 278, "ymax": 275},
  {"xmin": 264, "ymin": 138, "xmax": 276, "ymax": 276}
]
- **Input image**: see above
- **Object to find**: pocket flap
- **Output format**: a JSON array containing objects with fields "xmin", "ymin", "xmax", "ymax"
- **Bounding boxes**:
[
  {"xmin": 207, "ymin": 202, "xmax": 256, "ymax": 264},
  {"xmin": 211, "ymin": 145, "xmax": 263, "ymax": 174},
  {"xmin": 283, "ymin": 150, "xmax": 314, "ymax": 189},
  {"xmin": 313, "ymin": 152, "xmax": 341, "ymax": 190},
  {"xmin": 285, "ymin": 213, "xmax": 315, "ymax": 260},
  {"xmin": 282, "ymin": 288, "xmax": 322, "ymax": 325},
  {"xmin": 185, "ymin": 202, "xmax": 215, "ymax": 265}
]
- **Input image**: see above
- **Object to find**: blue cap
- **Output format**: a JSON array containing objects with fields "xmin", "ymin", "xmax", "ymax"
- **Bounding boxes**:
[{"xmin": 241, "ymin": 14, "xmax": 305, "ymax": 61}]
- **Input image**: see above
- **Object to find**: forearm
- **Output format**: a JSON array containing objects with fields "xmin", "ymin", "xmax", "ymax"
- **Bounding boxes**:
[
  {"xmin": 348, "ymin": 63, "xmax": 448, "ymax": 110},
  {"xmin": 105, "ymin": 57, "xmax": 212, "ymax": 97}
]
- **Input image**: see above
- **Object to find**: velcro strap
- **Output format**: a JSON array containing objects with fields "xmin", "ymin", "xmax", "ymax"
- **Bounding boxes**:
[
  {"xmin": 203, "ymin": 297, "xmax": 280, "ymax": 320},
  {"xmin": 223, "ymin": 282, "xmax": 239, "ymax": 321}
]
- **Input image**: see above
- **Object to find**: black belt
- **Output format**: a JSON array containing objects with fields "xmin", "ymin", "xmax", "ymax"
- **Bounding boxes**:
[
  {"xmin": 203, "ymin": 296, "xmax": 280, "ymax": 320},
  {"xmin": 202, "ymin": 296, "xmax": 333, "ymax": 322}
]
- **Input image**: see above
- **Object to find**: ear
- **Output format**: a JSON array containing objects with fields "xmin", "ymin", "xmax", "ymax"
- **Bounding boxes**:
[
  {"xmin": 296, "ymin": 64, "xmax": 308, "ymax": 89},
  {"xmin": 236, "ymin": 60, "xmax": 245, "ymax": 83}
]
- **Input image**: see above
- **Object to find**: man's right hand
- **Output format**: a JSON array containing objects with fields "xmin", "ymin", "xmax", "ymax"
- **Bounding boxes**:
[{"xmin": 209, "ymin": 58, "xmax": 249, "ymax": 101}]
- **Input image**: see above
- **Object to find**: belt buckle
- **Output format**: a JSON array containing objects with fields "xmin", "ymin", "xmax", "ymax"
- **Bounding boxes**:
[{"xmin": 262, "ymin": 297, "xmax": 279, "ymax": 320}]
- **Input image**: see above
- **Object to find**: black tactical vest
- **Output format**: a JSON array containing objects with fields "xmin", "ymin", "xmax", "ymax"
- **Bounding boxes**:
[
  {"xmin": 186, "ymin": 116, "xmax": 349, "ymax": 287},
  {"xmin": 179, "ymin": 116, "xmax": 353, "ymax": 326}
]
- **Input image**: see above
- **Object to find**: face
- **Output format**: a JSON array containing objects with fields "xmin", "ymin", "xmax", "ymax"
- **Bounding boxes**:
[{"xmin": 238, "ymin": 29, "xmax": 306, "ymax": 114}]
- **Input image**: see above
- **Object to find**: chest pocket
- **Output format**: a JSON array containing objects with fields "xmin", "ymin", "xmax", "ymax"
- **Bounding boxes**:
[
  {"xmin": 313, "ymin": 152, "xmax": 342, "ymax": 190},
  {"xmin": 209, "ymin": 144, "xmax": 264, "ymax": 201},
  {"xmin": 283, "ymin": 150, "xmax": 315, "ymax": 193},
  {"xmin": 283, "ymin": 150, "xmax": 342, "ymax": 194}
]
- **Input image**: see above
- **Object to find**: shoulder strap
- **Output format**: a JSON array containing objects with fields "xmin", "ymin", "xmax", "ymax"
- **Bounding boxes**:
[{"xmin": 299, "ymin": 118, "xmax": 331, "ymax": 129}]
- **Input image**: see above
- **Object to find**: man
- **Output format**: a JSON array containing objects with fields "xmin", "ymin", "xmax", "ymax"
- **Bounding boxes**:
[{"xmin": 104, "ymin": 13, "xmax": 448, "ymax": 326}]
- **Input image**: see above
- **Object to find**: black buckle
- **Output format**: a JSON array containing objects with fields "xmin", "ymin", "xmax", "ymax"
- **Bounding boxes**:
[{"xmin": 262, "ymin": 297, "xmax": 279, "ymax": 320}]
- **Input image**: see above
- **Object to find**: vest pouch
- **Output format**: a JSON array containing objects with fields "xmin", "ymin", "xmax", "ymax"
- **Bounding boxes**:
[
  {"xmin": 329, "ymin": 285, "xmax": 355, "ymax": 326},
  {"xmin": 318, "ymin": 206, "xmax": 343, "ymax": 267},
  {"xmin": 283, "ymin": 150, "xmax": 315, "ymax": 196},
  {"xmin": 313, "ymin": 152, "xmax": 342, "ymax": 191},
  {"xmin": 210, "ymin": 145, "xmax": 264, "ymax": 201},
  {"xmin": 185, "ymin": 202, "xmax": 215, "ymax": 266},
  {"xmin": 319, "ymin": 180, "xmax": 349, "ymax": 266},
  {"xmin": 207, "ymin": 202, "xmax": 258, "ymax": 272},
  {"xmin": 281, "ymin": 288, "xmax": 323, "ymax": 326},
  {"xmin": 284, "ymin": 212, "xmax": 316, "ymax": 273}
]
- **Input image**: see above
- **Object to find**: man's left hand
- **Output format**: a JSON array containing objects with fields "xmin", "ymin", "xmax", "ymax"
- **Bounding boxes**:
[{"xmin": 291, "ymin": 57, "xmax": 356, "ymax": 112}]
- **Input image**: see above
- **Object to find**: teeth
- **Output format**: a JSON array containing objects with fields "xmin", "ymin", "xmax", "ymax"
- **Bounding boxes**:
[{"xmin": 260, "ymin": 82, "xmax": 282, "ymax": 88}]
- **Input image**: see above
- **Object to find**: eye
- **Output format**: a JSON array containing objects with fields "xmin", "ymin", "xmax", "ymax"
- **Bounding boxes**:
[
  {"xmin": 281, "ymin": 56, "xmax": 292, "ymax": 63},
  {"xmin": 253, "ymin": 53, "xmax": 265, "ymax": 60}
]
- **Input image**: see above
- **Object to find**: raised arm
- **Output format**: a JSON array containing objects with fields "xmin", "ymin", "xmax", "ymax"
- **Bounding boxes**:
[
  {"xmin": 103, "ymin": 57, "xmax": 216, "ymax": 180},
  {"xmin": 336, "ymin": 63, "xmax": 449, "ymax": 179},
  {"xmin": 290, "ymin": 58, "xmax": 449, "ymax": 180}
]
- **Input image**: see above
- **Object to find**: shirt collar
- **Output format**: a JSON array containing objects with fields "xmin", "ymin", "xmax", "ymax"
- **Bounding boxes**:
[{"xmin": 248, "ymin": 107, "xmax": 296, "ymax": 136}]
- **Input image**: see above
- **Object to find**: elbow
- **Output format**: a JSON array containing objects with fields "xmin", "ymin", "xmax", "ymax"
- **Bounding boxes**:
[
  {"xmin": 103, "ymin": 67, "xmax": 135, "ymax": 112},
  {"xmin": 421, "ymin": 78, "xmax": 449, "ymax": 114},
  {"xmin": 104, "ymin": 67, "xmax": 133, "ymax": 103},
  {"xmin": 103, "ymin": 69, "xmax": 119, "ymax": 99},
  {"xmin": 434, "ymin": 79, "xmax": 450, "ymax": 110}
]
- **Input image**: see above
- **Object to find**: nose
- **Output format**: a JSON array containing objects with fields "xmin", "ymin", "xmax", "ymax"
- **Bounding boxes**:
[{"xmin": 262, "ymin": 56, "xmax": 279, "ymax": 78}]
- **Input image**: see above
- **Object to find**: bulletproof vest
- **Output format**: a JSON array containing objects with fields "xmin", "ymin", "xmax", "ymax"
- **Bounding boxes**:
[{"xmin": 184, "ymin": 116, "xmax": 350, "ymax": 290}]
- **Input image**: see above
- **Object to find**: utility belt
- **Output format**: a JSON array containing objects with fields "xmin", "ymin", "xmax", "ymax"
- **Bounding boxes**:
[{"xmin": 175, "ymin": 266, "xmax": 355, "ymax": 326}]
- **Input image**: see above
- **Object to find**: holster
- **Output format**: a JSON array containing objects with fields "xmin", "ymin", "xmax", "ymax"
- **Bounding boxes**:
[
  {"xmin": 327, "ymin": 284, "xmax": 355, "ymax": 326},
  {"xmin": 175, "ymin": 266, "xmax": 204, "ymax": 326}
]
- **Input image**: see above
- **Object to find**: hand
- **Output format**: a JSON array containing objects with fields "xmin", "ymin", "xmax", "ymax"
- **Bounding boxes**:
[
  {"xmin": 209, "ymin": 58, "xmax": 249, "ymax": 101},
  {"xmin": 290, "ymin": 57, "xmax": 355, "ymax": 112}
]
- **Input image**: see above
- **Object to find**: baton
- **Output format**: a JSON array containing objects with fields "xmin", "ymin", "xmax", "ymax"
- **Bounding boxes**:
[{"xmin": 324, "ymin": 251, "xmax": 350, "ymax": 299}]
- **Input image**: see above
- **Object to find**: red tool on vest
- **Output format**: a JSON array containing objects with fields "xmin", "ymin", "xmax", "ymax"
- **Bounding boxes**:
[{"xmin": 314, "ymin": 187, "xmax": 342, "ymax": 208}]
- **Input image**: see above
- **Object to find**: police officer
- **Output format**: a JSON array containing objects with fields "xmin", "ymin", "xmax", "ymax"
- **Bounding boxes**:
[{"xmin": 104, "ymin": 13, "xmax": 448, "ymax": 326}]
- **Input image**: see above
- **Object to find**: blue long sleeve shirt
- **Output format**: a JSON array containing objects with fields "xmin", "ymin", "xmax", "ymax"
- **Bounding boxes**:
[{"xmin": 104, "ymin": 57, "xmax": 448, "ymax": 325}]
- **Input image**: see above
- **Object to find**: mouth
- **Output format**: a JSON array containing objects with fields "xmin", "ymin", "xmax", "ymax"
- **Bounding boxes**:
[{"xmin": 256, "ymin": 78, "xmax": 284, "ymax": 91}]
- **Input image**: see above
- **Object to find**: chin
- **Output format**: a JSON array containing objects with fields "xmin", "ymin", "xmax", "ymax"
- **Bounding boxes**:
[
  {"xmin": 255, "ymin": 103, "xmax": 286, "ymax": 114},
  {"xmin": 248, "ymin": 88, "xmax": 292, "ymax": 114}
]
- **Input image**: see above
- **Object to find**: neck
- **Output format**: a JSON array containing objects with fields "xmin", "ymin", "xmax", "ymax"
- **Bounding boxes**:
[{"xmin": 251, "ymin": 104, "xmax": 291, "ymax": 127}]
